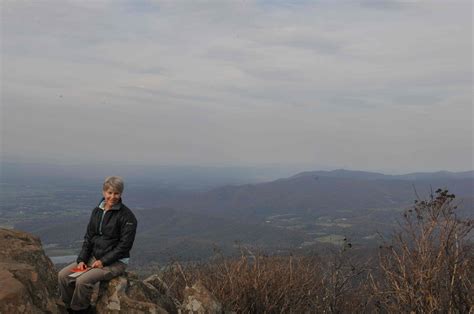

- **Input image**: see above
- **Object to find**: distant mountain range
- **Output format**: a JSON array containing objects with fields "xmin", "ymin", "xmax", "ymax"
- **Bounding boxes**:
[
  {"xmin": 165, "ymin": 169, "xmax": 473, "ymax": 221},
  {"xmin": 291, "ymin": 169, "xmax": 474, "ymax": 181},
  {"xmin": 11, "ymin": 169, "xmax": 474, "ymax": 265}
]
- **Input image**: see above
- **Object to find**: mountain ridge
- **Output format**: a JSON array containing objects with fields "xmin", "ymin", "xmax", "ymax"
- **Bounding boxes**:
[
  {"xmin": 7, "ymin": 168, "xmax": 474, "ymax": 266},
  {"xmin": 290, "ymin": 169, "xmax": 474, "ymax": 181}
]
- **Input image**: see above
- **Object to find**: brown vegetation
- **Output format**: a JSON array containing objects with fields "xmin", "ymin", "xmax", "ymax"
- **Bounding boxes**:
[
  {"xmin": 162, "ymin": 249, "xmax": 369, "ymax": 313},
  {"xmin": 161, "ymin": 189, "xmax": 473, "ymax": 313},
  {"xmin": 370, "ymin": 189, "xmax": 473, "ymax": 313}
]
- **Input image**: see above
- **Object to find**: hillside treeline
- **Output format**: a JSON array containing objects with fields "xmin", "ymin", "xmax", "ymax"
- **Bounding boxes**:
[{"xmin": 160, "ymin": 189, "xmax": 473, "ymax": 313}]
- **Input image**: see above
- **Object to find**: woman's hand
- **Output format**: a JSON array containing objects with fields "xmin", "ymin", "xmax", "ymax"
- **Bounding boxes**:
[
  {"xmin": 91, "ymin": 260, "xmax": 103, "ymax": 268},
  {"xmin": 77, "ymin": 262, "xmax": 87, "ymax": 270}
]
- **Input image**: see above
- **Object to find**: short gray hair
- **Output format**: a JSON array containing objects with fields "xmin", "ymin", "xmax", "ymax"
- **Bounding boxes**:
[{"xmin": 103, "ymin": 176, "xmax": 124, "ymax": 193}]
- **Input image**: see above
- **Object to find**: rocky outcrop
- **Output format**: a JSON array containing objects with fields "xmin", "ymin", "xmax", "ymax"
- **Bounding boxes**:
[
  {"xmin": 95, "ymin": 272, "xmax": 177, "ymax": 314},
  {"xmin": 182, "ymin": 281, "xmax": 222, "ymax": 314},
  {"xmin": 0, "ymin": 228, "xmax": 222, "ymax": 314},
  {"xmin": 0, "ymin": 228, "xmax": 60, "ymax": 313}
]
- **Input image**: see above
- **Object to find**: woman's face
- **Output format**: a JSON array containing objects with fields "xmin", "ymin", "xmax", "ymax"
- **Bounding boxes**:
[{"xmin": 102, "ymin": 188, "xmax": 122, "ymax": 208}]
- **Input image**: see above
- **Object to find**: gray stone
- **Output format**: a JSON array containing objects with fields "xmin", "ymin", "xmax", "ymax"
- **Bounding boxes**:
[
  {"xmin": 96, "ymin": 272, "xmax": 177, "ymax": 314},
  {"xmin": 182, "ymin": 281, "xmax": 222, "ymax": 314},
  {"xmin": 144, "ymin": 274, "xmax": 170, "ymax": 296}
]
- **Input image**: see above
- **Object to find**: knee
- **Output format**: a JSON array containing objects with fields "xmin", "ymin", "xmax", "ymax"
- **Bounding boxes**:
[
  {"xmin": 75, "ymin": 276, "xmax": 94, "ymax": 290},
  {"xmin": 58, "ymin": 268, "xmax": 71, "ymax": 283}
]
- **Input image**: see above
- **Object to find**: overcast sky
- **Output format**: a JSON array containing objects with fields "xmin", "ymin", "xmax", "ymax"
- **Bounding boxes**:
[{"xmin": 1, "ymin": 0, "xmax": 472, "ymax": 173}]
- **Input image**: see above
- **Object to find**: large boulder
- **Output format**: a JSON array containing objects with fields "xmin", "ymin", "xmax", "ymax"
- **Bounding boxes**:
[
  {"xmin": 0, "ymin": 228, "xmax": 60, "ymax": 313},
  {"xmin": 95, "ymin": 272, "xmax": 177, "ymax": 314},
  {"xmin": 0, "ymin": 228, "xmax": 221, "ymax": 314},
  {"xmin": 182, "ymin": 281, "xmax": 222, "ymax": 314}
]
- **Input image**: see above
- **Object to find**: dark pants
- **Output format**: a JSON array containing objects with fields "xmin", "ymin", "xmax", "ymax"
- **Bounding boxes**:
[{"xmin": 58, "ymin": 258, "xmax": 126, "ymax": 311}]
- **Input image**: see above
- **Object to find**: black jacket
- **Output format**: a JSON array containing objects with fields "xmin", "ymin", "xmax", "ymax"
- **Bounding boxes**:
[{"xmin": 77, "ymin": 199, "xmax": 137, "ymax": 266}]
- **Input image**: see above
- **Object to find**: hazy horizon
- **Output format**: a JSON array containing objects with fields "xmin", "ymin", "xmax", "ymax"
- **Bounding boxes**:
[
  {"xmin": 2, "ymin": 1, "xmax": 473, "ymax": 173},
  {"xmin": 2, "ymin": 157, "xmax": 473, "ymax": 178}
]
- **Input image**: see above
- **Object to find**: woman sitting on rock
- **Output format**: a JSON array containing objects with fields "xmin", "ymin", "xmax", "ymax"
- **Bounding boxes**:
[{"xmin": 58, "ymin": 176, "xmax": 137, "ymax": 314}]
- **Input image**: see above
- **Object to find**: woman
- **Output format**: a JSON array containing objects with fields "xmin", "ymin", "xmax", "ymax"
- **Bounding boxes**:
[{"xmin": 58, "ymin": 176, "xmax": 137, "ymax": 314}]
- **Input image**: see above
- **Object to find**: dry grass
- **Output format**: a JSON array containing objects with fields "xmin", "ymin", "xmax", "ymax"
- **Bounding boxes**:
[
  {"xmin": 159, "ymin": 189, "xmax": 473, "ymax": 313},
  {"xmin": 162, "ymin": 244, "xmax": 369, "ymax": 313}
]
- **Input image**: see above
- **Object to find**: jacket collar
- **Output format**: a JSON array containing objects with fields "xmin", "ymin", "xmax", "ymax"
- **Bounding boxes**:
[{"xmin": 98, "ymin": 198, "xmax": 122, "ymax": 211}]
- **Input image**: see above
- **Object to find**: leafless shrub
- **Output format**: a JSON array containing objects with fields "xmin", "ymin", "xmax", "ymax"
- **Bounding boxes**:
[
  {"xmin": 161, "ymin": 243, "xmax": 368, "ymax": 313},
  {"xmin": 370, "ymin": 189, "xmax": 473, "ymax": 313}
]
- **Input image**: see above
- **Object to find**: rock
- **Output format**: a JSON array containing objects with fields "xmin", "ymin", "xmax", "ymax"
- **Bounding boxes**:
[
  {"xmin": 182, "ymin": 281, "xmax": 222, "ymax": 314},
  {"xmin": 96, "ymin": 272, "xmax": 177, "ymax": 314},
  {"xmin": 0, "ymin": 229, "xmax": 61, "ymax": 313},
  {"xmin": 144, "ymin": 274, "xmax": 170, "ymax": 296},
  {"xmin": 0, "ymin": 228, "xmax": 61, "ymax": 313},
  {"xmin": 0, "ymin": 228, "xmax": 181, "ymax": 314},
  {"xmin": 142, "ymin": 274, "xmax": 177, "ymax": 313}
]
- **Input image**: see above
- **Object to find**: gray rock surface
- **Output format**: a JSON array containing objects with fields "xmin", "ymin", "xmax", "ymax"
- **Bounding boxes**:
[
  {"xmin": 143, "ymin": 274, "xmax": 170, "ymax": 296},
  {"xmin": 182, "ymin": 281, "xmax": 222, "ymax": 314},
  {"xmin": 95, "ymin": 272, "xmax": 177, "ymax": 314}
]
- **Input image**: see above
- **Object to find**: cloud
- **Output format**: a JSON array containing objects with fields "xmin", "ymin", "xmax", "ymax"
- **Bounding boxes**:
[{"xmin": 1, "ymin": 0, "xmax": 472, "ymax": 172}]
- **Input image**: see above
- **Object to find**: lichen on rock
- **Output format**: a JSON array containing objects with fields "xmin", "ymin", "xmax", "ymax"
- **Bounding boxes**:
[
  {"xmin": 182, "ymin": 281, "xmax": 222, "ymax": 314},
  {"xmin": 95, "ymin": 272, "xmax": 177, "ymax": 314}
]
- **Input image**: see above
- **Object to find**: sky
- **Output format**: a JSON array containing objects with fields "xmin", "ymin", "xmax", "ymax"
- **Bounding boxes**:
[{"xmin": 1, "ymin": 0, "xmax": 472, "ymax": 174}]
